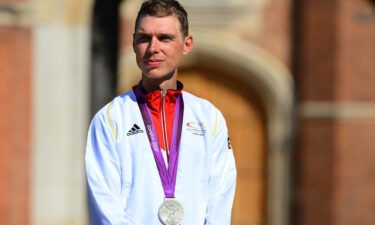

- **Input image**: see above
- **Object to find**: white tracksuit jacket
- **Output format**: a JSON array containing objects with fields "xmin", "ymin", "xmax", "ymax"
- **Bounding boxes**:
[{"xmin": 85, "ymin": 90, "xmax": 237, "ymax": 225}]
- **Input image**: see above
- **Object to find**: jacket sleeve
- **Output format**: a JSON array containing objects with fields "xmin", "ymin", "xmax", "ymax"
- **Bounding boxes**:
[
  {"xmin": 205, "ymin": 110, "xmax": 237, "ymax": 225},
  {"xmin": 85, "ymin": 109, "xmax": 133, "ymax": 225}
]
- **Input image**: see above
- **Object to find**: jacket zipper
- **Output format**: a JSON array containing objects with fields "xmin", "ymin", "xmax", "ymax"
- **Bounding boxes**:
[{"xmin": 161, "ymin": 90, "xmax": 169, "ymax": 160}]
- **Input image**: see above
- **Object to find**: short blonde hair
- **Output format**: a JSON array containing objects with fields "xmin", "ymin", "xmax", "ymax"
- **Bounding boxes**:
[{"xmin": 135, "ymin": 0, "xmax": 189, "ymax": 37}]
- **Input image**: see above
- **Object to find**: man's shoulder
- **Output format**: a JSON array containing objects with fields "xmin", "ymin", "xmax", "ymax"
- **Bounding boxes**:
[
  {"xmin": 183, "ymin": 91, "xmax": 214, "ymax": 106},
  {"xmin": 93, "ymin": 89, "xmax": 137, "ymax": 120},
  {"xmin": 115, "ymin": 89, "xmax": 137, "ymax": 103},
  {"xmin": 182, "ymin": 91, "xmax": 220, "ymax": 115},
  {"xmin": 182, "ymin": 91, "xmax": 227, "ymax": 136}
]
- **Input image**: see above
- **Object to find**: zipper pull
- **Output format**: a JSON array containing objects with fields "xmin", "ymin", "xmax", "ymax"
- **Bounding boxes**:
[{"xmin": 161, "ymin": 89, "xmax": 167, "ymax": 97}]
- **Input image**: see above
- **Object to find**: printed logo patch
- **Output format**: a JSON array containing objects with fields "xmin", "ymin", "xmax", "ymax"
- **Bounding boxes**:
[
  {"xmin": 228, "ymin": 137, "xmax": 233, "ymax": 150},
  {"xmin": 127, "ymin": 124, "xmax": 144, "ymax": 136},
  {"xmin": 186, "ymin": 122, "xmax": 206, "ymax": 136}
]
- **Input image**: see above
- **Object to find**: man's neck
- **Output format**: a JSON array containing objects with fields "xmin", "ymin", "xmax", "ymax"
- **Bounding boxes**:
[{"xmin": 141, "ymin": 71, "xmax": 178, "ymax": 93}]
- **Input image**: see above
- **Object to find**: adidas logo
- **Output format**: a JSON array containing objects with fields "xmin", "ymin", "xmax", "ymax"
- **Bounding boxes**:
[{"xmin": 127, "ymin": 124, "xmax": 144, "ymax": 136}]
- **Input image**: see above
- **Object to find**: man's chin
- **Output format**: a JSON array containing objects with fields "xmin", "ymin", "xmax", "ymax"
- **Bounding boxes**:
[
  {"xmin": 143, "ymin": 74, "xmax": 166, "ymax": 80},
  {"xmin": 143, "ymin": 69, "xmax": 176, "ymax": 81}
]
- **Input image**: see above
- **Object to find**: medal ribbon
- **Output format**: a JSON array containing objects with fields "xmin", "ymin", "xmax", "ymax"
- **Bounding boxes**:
[{"xmin": 135, "ymin": 86, "xmax": 184, "ymax": 198}]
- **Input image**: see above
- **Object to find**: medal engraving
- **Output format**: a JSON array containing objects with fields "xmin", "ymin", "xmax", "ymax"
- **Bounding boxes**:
[{"xmin": 158, "ymin": 198, "xmax": 184, "ymax": 225}]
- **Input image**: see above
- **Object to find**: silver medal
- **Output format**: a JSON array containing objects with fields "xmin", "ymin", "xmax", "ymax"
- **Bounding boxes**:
[{"xmin": 158, "ymin": 198, "xmax": 184, "ymax": 225}]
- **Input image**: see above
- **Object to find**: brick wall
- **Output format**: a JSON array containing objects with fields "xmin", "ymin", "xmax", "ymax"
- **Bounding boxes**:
[
  {"xmin": 294, "ymin": 0, "xmax": 375, "ymax": 225},
  {"xmin": 336, "ymin": 0, "xmax": 375, "ymax": 101},
  {"xmin": 0, "ymin": 26, "xmax": 31, "ymax": 225}
]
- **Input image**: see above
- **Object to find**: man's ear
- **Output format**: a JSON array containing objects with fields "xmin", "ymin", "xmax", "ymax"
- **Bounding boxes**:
[
  {"xmin": 183, "ymin": 35, "xmax": 193, "ymax": 55},
  {"xmin": 132, "ymin": 33, "xmax": 136, "ymax": 53}
]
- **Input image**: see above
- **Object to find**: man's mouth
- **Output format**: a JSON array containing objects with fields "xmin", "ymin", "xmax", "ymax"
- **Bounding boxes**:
[{"xmin": 144, "ymin": 59, "xmax": 163, "ymax": 67}]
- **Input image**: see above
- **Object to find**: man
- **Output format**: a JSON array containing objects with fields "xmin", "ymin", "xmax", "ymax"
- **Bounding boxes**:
[{"xmin": 85, "ymin": 0, "xmax": 236, "ymax": 224}]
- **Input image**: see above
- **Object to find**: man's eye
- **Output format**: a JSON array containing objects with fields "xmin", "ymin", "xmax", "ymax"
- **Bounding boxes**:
[
  {"xmin": 159, "ymin": 36, "xmax": 173, "ymax": 42},
  {"xmin": 136, "ymin": 36, "xmax": 150, "ymax": 43}
]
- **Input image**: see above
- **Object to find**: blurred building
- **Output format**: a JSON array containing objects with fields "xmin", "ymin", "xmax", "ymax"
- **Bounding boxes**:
[{"xmin": 0, "ymin": 0, "xmax": 374, "ymax": 225}]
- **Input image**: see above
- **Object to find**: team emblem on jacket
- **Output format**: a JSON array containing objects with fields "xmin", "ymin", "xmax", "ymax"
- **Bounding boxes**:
[
  {"xmin": 186, "ymin": 122, "xmax": 206, "ymax": 136},
  {"xmin": 127, "ymin": 124, "xmax": 144, "ymax": 136},
  {"xmin": 228, "ymin": 137, "xmax": 233, "ymax": 150}
]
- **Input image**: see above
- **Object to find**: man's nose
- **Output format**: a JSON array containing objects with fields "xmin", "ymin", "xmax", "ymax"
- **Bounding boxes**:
[{"xmin": 147, "ymin": 37, "xmax": 160, "ymax": 54}]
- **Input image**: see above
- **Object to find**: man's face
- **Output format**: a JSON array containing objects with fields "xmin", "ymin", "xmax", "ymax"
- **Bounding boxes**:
[{"xmin": 133, "ymin": 15, "xmax": 193, "ymax": 79}]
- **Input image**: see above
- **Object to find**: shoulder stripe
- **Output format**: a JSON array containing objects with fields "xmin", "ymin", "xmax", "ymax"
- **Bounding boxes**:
[
  {"xmin": 212, "ymin": 110, "xmax": 218, "ymax": 137},
  {"xmin": 107, "ymin": 101, "xmax": 118, "ymax": 140}
]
